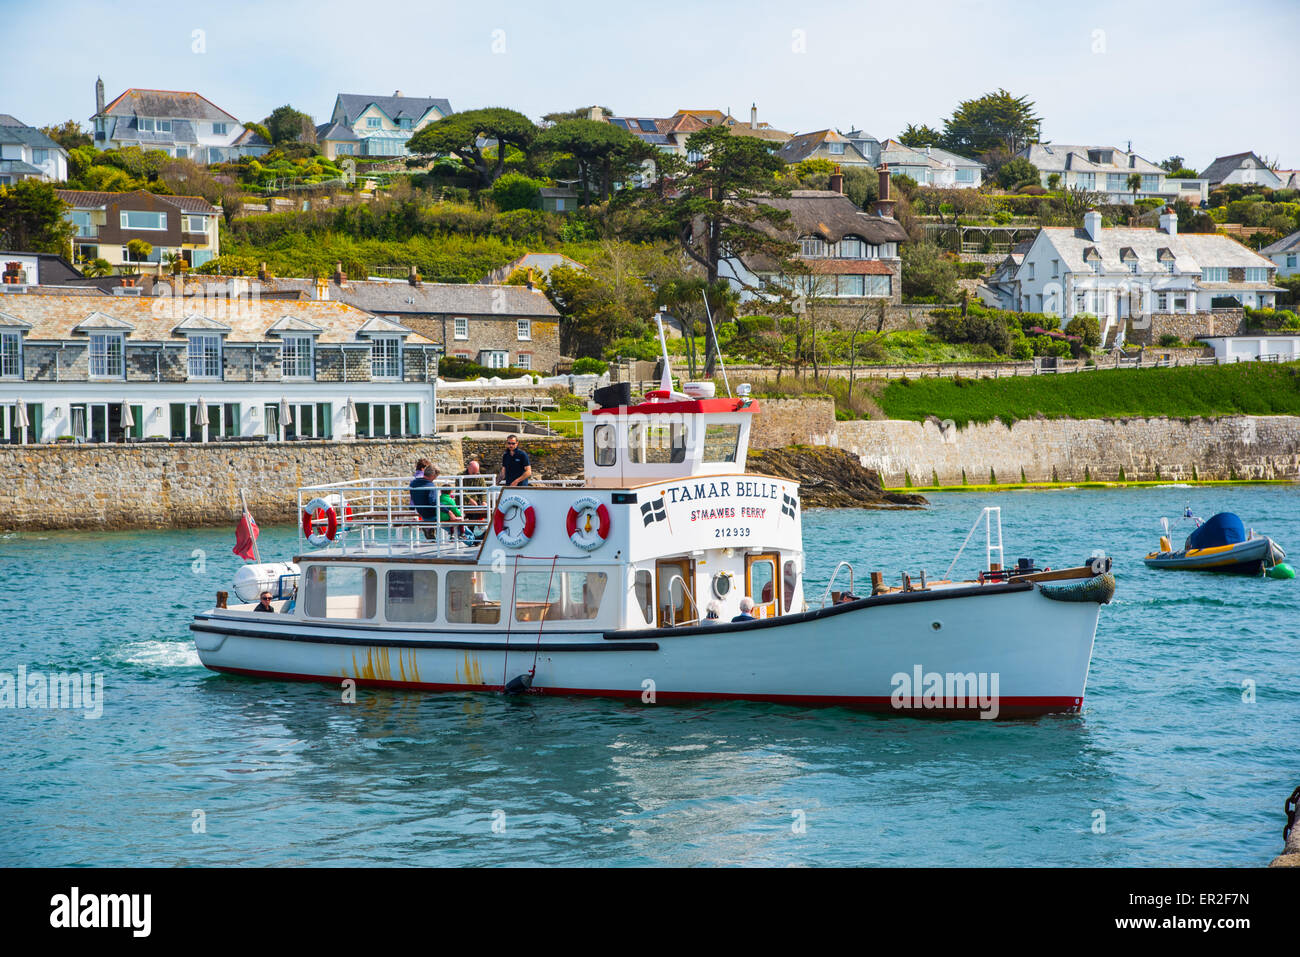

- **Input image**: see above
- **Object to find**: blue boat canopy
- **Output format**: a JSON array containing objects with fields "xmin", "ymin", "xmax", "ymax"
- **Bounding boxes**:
[{"xmin": 1187, "ymin": 512, "xmax": 1246, "ymax": 550}]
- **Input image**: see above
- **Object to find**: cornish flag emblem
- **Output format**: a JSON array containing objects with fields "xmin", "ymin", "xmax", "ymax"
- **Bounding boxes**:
[
  {"xmin": 641, "ymin": 496, "xmax": 667, "ymax": 526},
  {"xmin": 782, "ymin": 493, "xmax": 798, "ymax": 518}
]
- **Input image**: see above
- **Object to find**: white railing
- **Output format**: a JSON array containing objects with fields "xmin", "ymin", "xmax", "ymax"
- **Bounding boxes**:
[
  {"xmin": 297, "ymin": 474, "xmax": 582, "ymax": 554},
  {"xmin": 944, "ymin": 506, "xmax": 1004, "ymax": 583}
]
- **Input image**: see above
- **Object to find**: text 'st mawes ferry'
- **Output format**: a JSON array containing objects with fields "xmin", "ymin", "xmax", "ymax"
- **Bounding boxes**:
[{"xmin": 192, "ymin": 368, "xmax": 1115, "ymax": 718}]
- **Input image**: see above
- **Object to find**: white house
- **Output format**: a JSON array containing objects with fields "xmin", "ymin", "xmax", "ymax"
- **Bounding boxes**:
[
  {"xmin": 0, "ymin": 288, "xmax": 439, "ymax": 444},
  {"xmin": 0, "ymin": 115, "xmax": 68, "ymax": 184},
  {"xmin": 92, "ymin": 79, "xmax": 270, "ymax": 163},
  {"xmin": 318, "ymin": 92, "xmax": 453, "ymax": 159},
  {"xmin": 1017, "ymin": 144, "xmax": 1195, "ymax": 203},
  {"xmin": 1198, "ymin": 334, "xmax": 1300, "ymax": 363},
  {"xmin": 1007, "ymin": 209, "xmax": 1282, "ymax": 347},
  {"xmin": 1200, "ymin": 152, "xmax": 1284, "ymax": 189},
  {"xmin": 879, "ymin": 140, "xmax": 984, "ymax": 188},
  {"xmin": 1259, "ymin": 230, "xmax": 1300, "ymax": 278}
]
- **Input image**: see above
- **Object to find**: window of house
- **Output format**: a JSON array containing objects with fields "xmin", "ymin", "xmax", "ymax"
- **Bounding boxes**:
[
  {"xmin": 336, "ymin": 143, "xmax": 354, "ymax": 156},
  {"xmin": 1245, "ymin": 267, "xmax": 1267, "ymax": 283},
  {"xmin": 70, "ymin": 210, "xmax": 95, "ymax": 236},
  {"xmin": 446, "ymin": 569, "xmax": 502, "ymax": 624},
  {"xmin": 838, "ymin": 274, "xmax": 865, "ymax": 297},
  {"xmin": 156, "ymin": 119, "xmax": 172, "ymax": 133},
  {"xmin": 370, "ymin": 337, "xmax": 402, "ymax": 379},
  {"xmin": 138, "ymin": 117, "xmax": 154, "ymax": 132},
  {"xmin": 1106, "ymin": 173, "xmax": 1126, "ymax": 191},
  {"xmin": 1051, "ymin": 259, "xmax": 1059, "ymax": 278},
  {"xmin": 516, "ymin": 319, "xmax": 531, "ymax": 341},
  {"xmin": 281, "ymin": 336, "xmax": 314, "ymax": 378},
  {"xmin": 513, "ymin": 571, "xmax": 608, "ymax": 622},
  {"xmin": 354, "ymin": 402, "xmax": 411, "ymax": 438},
  {"xmin": 212, "ymin": 122, "xmax": 227, "ymax": 136},
  {"xmin": 839, "ymin": 238, "xmax": 865, "ymax": 259},
  {"xmin": 864, "ymin": 274, "xmax": 891, "ymax": 297},
  {"xmin": 1172, "ymin": 294, "xmax": 1188, "ymax": 311},
  {"xmin": 184, "ymin": 215, "xmax": 207, "ymax": 233},
  {"xmin": 1128, "ymin": 262, "xmax": 1138, "ymax": 274},
  {"xmin": 366, "ymin": 117, "xmax": 381, "ymax": 128},
  {"xmin": 1156, "ymin": 293, "xmax": 1168, "ymax": 312},
  {"xmin": 187, "ymin": 334, "xmax": 222, "ymax": 379},
  {"xmin": 481, "ymin": 351, "xmax": 508, "ymax": 369},
  {"xmin": 515, "ymin": 353, "xmax": 531, "ymax": 370},
  {"xmin": 799, "ymin": 238, "xmax": 826, "ymax": 258},
  {"xmin": 1287, "ymin": 254, "xmax": 1296, "ymax": 268},
  {"xmin": 827, "ymin": 142, "xmax": 845, "ymax": 154},
  {"xmin": 1075, "ymin": 292, "xmax": 1088, "ymax": 312},
  {"xmin": 1027, "ymin": 263, "xmax": 1035, "ymax": 280},
  {"xmin": 453, "ymin": 317, "xmax": 469, "ymax": 339},
  {"xmin": 554, "ymin": 198, "xmax": 566, "ymax": 211},
  {"xmin": 120, "ymin": 210, "xmax": 167, "ymax": 230},
  {"xmin": 1091, "ymin": 261, "xmax": 1103, "ymax": 274},
  {"xmin": 282, "ymin": 402, "xmax": 332, "ymax": 440},
  {"xmin": 304, "ymin": 565, "xmax": 377, "ymax": 620},
  {"xmin": 32, "ymin": 149, "xmax": 51, "ymax": 165},
  {"xmin": 1, "ymin": 332, "xmax": 20, "ymax": 378},
  {"xmin": 1142, "ymin": 174, "xmax": 1159, "ymax": 192},
  {"xmin": 1202, "ymin": 267, "xmax": 1227, "ymax": 283},
  {"xmin": 89, "ymin": 333, "xmax": 124, "ymax": 378},
  {"xmin": 174, "ymin": 147, "xmax": 188, "ymax": 159},
  {"xmin": 385, "ymin": 569, "xmax": 439, "ymax": 623},
  {"xmin": 398, "ymin": 118, "xmax": 412, "ymax": 129},
  {"xmin": 956, "ymin": 168, "xmax": 974, "ymax": 183},
  {"xmin": 1076, "ymin": 173, "xmax": 1095, "ymax": 190}
]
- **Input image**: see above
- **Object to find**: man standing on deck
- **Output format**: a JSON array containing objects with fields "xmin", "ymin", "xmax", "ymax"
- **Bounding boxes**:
[
  {"xmin": 410, "ymin": 465, "xmax": 441, "ymax": 540},
  {"xmin": 498, "ymin": 434, "xmax": 532, "ymax": 488}
]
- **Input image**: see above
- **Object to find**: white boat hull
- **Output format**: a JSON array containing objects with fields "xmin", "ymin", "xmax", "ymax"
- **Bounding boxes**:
[{"xmin": 192, "ymin": 580, "xmax": 1104, "ymax": 718}]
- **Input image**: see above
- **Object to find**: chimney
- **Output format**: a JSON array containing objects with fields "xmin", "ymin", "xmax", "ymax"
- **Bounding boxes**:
[
  {"xmin": 95, "ymin": 76, "xmax": 105, "ymax": 116},
  {"xmin": 1084, "ymin": 210, "xmax": 1102, "ymax": 241},
  {"xmin": 874, "ymin": 167, "xmax": 895, "ymax": 218},
  {"xmin": 141, "ymin": 273, "xmax": 154, "ymax": 295},
  {"xmin": 750, "ymin": 103, "xmax": 758, "ymax": 128},
  {"xmin": 829, "ymin": 164, "xmax": 844, "ymax": 195},
  {"xmin": 257, "ymin": 261, "xmax": 267, "ymax": 281},
  {"xmin": 588, "ymin": 106, "xmax": 602, "ymax": 122},
  {"xmin": 315, "ymin": 276, "xmax": 328, "ymax": 301},
  {"xmin": 333, "ymin": 261, "xmax": 344, "ymax": 284},
  {"xmin": 394, "ymin": 90, "xmax": 403, "ymax": 98},
  {"xmin": 1159, "ymin": 206, "xmax": 1178, "ymax": 236},
  {"xmin": 408, "ymin": 265, "xmax": 420, "ymax": 286}
]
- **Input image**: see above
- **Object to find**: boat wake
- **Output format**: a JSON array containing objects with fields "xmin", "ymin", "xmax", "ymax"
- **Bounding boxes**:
[{"xmin": 115, "ymin": 640, "xmax": 202, "ymax": 670}]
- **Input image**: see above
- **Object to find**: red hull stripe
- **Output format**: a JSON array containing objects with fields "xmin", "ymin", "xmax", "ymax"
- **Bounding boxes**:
[{"xmin": 206, "ymin": 666, "xmax": 1082, "ymax": 716}]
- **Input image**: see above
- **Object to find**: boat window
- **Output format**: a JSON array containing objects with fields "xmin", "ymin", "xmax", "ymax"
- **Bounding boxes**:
[
  {"xmin": 514, "ymin": 571, "xmax": 608, "ymax": 622},
  {"xmin": 749, "ymin": 559, "xmax": 776, "ymax": 605},
  {"xmin": 633, "ymin": 570, "xmax": 653, "ymax": 623},
  {"xmin": 703, "ymin": 423, "xmax": 740, "ymax": 463},
  {"xmin": 385, "ymin": 569, "xmax": 438, "ymax": 623},
  {"xmin": 637, "ymin": 424, "xmax": 688, "ymax": 464},
  {"xmin": 593, "ymin": 424, "xmax": 616, "ymax": 467},
  {"xmin": 446, "ymin": 569, "xmax": 502, "ymax": 624},
  {"xmin": 783, "ymin": 560, "xmax": 798, "ymax": 613},
  {"xmin": 304, "ymin": 565, "xmax": 377, "ymax": 620}
]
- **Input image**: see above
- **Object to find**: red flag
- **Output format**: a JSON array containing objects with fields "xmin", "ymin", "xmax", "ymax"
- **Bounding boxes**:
[{"xmin": 234, "ymin": 510, "xmax": 259, "ymax": 561}]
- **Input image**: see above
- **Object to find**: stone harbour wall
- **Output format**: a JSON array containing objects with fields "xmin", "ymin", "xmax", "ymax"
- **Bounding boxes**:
[
  {"xmin": 0, "ymin": 437, "xmax": 462, "ymax": 530},
  {"xmin": 832, "ymin": 416, "xmax": 1300, "ymax": 486}
]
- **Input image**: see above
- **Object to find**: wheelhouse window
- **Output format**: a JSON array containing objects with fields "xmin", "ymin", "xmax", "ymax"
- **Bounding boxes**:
[
  {"xmin": 0, "ymin": 332, "xmax": 20, "ymax": 378},
  {"xmin": 385, "ymin": 569, "xmax": 439, "ymax": 623},
  {"xmin": 593, "ymin": 423, "xmax": 617, "ymax": 466},
  {"xmin": 633, "ymin": 570, "xmax": 653, "ymax": 624},
  {"xmin": 370, "ymin": 337, "xmax": 401, "ymax": 379},
  {"xmin": 446, "ymin": 569, "xmax": 502, "ymax": 624},
  {"xmin": 513, "ymin": 571, "xmax": 608, "ymax": 622},
  {"xmin": 783, "ymin": 560, "xmax": 799, "ymax": 613},
  {"xmin": 303, "ymin": 565, "xmax": 377, "ymax": 620},
  {"xmin": 187, "ymin": 334, "xmax": 222, "ymax": 379},
  {"xmin": 281, "ymin": 335, "xmax": 314, "ymax": 379},
  {"xmin": 629, "ymin": 422, "xmax": 688, "ymax": 464},
  {"xmin": 120, "ymin": 210, "xmax": 167, "ymax": 230},
  {"xmin": 702, "ymin": 423, "xmax": 740, "ymax": 463},
  {"xmin": 88, "ymin": 333, "xmax": 124, "ymax": 378}
]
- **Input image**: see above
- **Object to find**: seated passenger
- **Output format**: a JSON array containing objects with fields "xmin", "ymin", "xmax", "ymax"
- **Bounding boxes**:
[
  {"xmin": 254, "ymin": 591, "xmax": 276, "ymax": 613},
  {"xmin": 731, "ymin": 596, "xmax": 757, "ymax": 623},
  {"xmin": 704, "ymin": 600, "xmax": 722, "ymax": 624}
]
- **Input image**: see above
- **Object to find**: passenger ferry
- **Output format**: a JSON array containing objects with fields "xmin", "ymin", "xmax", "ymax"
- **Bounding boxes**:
[{"xmin": 192, "ymin": 360, "xmax": 1116, "ymax": 718}]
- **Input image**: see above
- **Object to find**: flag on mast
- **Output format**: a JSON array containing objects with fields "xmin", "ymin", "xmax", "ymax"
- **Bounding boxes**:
[{"xmin": 234, "ymin": 489, "xmax": 260, "ymax": 561}]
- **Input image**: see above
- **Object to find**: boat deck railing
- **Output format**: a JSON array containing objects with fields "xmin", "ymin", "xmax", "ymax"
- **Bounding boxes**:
[{"xmin": 297, "ymin": 474, "xmax": 584, "ymax": 555}]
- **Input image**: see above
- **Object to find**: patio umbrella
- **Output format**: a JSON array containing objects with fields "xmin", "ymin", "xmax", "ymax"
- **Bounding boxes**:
[
  {"xmin": 13, "ymin": 397, "xmax": 28, "ymax": 431},
  {"xmin": 344, "ymin": 397, "xmax": 358, "ymax": 437},
  {"xmin": 120, "ymin": 401, "xmax": 134, "ymax": 429},
  {"xmin": 195, "ymin": 399, "xmax": 209, "ymax": 427},
  {"xmin": 279, "ymin": 396, "xmax": 292, "ymax": 427}
]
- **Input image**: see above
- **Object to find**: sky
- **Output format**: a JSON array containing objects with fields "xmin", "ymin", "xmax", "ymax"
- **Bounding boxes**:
[{"xmin": 4, "ymin": 0, "xmax": 1298, "ymax": 172}]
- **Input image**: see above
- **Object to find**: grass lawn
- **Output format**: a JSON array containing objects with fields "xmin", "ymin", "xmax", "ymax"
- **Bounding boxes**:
[{"xmin": 877, "ymin": 361, "xmax": 1300, "ymax": 427}]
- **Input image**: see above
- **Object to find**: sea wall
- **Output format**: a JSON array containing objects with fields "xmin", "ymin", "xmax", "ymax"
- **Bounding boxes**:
[
  {"xmin": 831, "ymin": 416, "xmax": 1300, "ymax": 486},
  {"xmin": 0, "ymin": 438, "xmax": 462, "ymax": 531}
]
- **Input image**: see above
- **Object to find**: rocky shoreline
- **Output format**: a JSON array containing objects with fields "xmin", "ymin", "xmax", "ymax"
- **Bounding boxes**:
[{"xmin": 746, "ymin": 447, "xmax": 928, "ymax": 508}]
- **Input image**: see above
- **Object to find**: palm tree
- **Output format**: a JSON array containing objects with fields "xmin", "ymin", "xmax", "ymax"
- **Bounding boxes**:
[
  {"xmin": 1127, "ymin": 173, "xmax": 1142, "ymax": 206},
  {"xmin": 81, "ymin": 258, "xmax": 113, "ymax": 278}
]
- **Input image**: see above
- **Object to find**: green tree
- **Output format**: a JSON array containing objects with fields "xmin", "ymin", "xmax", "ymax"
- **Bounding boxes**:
[
  {"xmin": 262, "ymin": 105, "xmax": 316, "ymax": 146},
  {"xmin": 898, "ymin": 123, "xmax": 944, "ymax": 148},
  {"xmin": 490, "ymin": 172, "xmax": 544, "ymax": 211},
  {"xmin": 542, "ymin": 106, "xmax": 611, "ymax": 125},
  {"xmin": 1127, "ymin": 172, "xmax": 1142, "ymax": 204},
  {"xmin": 0, "ymin": 180, "xmax": 74, "ymax": 253},
  {"xmin": 243, "ymin": 121, "xmax": 272, "ymax": 145},
  {"xmin": 39, "ymin": 120, "xmax": 92, "ymax": 151},
  {"xmin": 543, "ymin": 249, "xmax": 654, "ymax": 356},
  {"xmin": 534, "ymin": 119, "xmax": 651, "ymax": 204},
  {"xmin": 82, "ymin": 258, "xmax": 113, "ymax": 277},
  {"xmin": 1064, "ymin": 313, "xmax": 1101, "ymax": 348},
  {"xmin": 1158, "ymin": 156, "xmax": 1186, "ymax": 173},
  {"xmin": 406, "ymin": 108, "xmax": 537, "ymax": 190},
  {"xmin": 126, "ymin": 238, "xmax": 153, "ymax": 263},
  {"xmin": 941, "ymin": 89, "xmax": 1041, "ymax": 157},
  {"xmin": 996, "ymin": 156, "xmax": 1039, "ymax": 190},
  {"xmin": 1047, "ymin": 172, "xmax": 1061, "ymax": 190},
  {"xmin": 901, "ymin": 240, "xmax": 959, "ymax": 303}
]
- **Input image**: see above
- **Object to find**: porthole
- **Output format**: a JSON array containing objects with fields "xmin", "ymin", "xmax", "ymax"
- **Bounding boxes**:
[{"xmin": 712, "ymin": 571, "xmax": 734, "ymax": 599}]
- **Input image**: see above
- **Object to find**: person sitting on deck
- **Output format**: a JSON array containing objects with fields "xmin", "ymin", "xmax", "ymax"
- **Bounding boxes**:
[
  {"xmin": 731, "ymin": 596, "xmax": 757, "ymax": 623},
  {"xmin": 254, "ymin": 591, "xmax": 276, "ymax": 613},
  {"xmin": 704, "ymin": 600, "xmax": 722, "ymax": 623}
]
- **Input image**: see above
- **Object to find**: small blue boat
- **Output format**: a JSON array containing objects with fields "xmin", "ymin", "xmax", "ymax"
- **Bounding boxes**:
[{"xmin": 1144, "ymin": 510, "xmax": 1288, "ymax": 576}]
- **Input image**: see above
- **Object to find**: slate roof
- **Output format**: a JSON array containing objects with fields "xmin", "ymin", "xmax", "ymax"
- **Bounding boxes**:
[
  {"xmin": 1259, "ymin": 229, "xmax": 1300, "ymax": 255},
  {"xmin": 778, "ymin": 130, "xmax": 869, "ymax": 164},
  {"xmin": 0, "ymin": 160, "xmax": 44, "ymax": 175},
  {"xmin": 54, "ymin": 189, "xmax": 219, "ymax": 215},
  {"xmin": 316, "ymin": 121, "xmax": 359, "ymax": 142},
  {"xmin": 1030, "ymin": 227, "xmax": 1276, "ymax": 276},
  {"xmin": 334, "ymin": 94, "xmax": 452, "ymax": 126},
  {"xmin": 0, "ymin": 292, "xmax": 434, "ymax": 344},
  {"xmin": 1020, "ymin": 144, "xmax": 1164, "ymax": 176},
  {"xmin": 0, "ymin": 251, "xmax": 84, "ymax": 284},
  {"xmin": 1198, "ymin": 152, "xmax": 1267, "ymax": 184},
  {"xmin": 0, "ymin": 116, "xmax": 66, "ymax": 153},
  {"xmin": 97, "ymin": 89, "xmax": 239, "ymax": 123}
]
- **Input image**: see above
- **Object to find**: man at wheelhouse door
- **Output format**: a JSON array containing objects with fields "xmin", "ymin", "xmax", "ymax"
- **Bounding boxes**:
[{"xmin": 499, "ymin": 434, "xmax": 532, "ymax": 487}]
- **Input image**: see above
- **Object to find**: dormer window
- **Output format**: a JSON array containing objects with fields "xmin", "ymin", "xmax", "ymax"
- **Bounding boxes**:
[
  {"xmin": 89, "ymin": 333, "xmax": 124, "ymax": 379},
  {"xmin": 212, "ymin": 122, "xmax": 227, "ymax": 136},
  {"xmin": 187, "ymin": 334, "xmax": 222, "ymax": 379},
  {"xmin": 138, "ymin": 117, "xmax": 154, "ymax": 132},
  {"xmin": 799, "ymin": 237, "xmax": 826, "ymax": 258},
  {"xmin": 371, "ymin": 336, "xmax": 401, "ymax": 379},
  {"xmin": 1, "ymin": 331, "xmax": 21, "ymax": 378},
  {"xmin": 281, "ymin": 335, "xmax": 314, "ymax": 379}
]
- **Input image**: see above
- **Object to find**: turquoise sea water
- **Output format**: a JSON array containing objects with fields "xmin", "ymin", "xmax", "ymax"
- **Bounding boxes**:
[{"xmin": 1, "ymin": 486, "xmax": 1297, "ymax": 867}]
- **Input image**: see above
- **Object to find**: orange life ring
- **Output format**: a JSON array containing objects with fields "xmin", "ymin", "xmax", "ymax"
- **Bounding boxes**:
[
  {"xmin": 493, "ymin": 494, "xmax": 536, "ymax": 548},
  {"xmin": 566, "ymin": 496, "xmax": 611, "ymax": 551},
  {"xmin": 302, "ymin": 497, "xmax": 338, "ymax": 547}
]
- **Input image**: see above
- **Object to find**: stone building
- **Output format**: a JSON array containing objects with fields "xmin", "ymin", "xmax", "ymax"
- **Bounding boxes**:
[{"xmin": 0, "ymin": 287, "xmax": 439, "ymax": 444}]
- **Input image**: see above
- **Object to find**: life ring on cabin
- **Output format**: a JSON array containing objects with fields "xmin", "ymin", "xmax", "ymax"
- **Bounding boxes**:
[
  {"xmin": 566, "ymin": 496, "xmax": 611, "ymax": 551},
  {"xmin": 493, "ymin": 494, "xmax": 536, "ymax": 548},
  {"xmin": 301, "ymin": 497, "xmax": 338, "ymax": 547}
]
